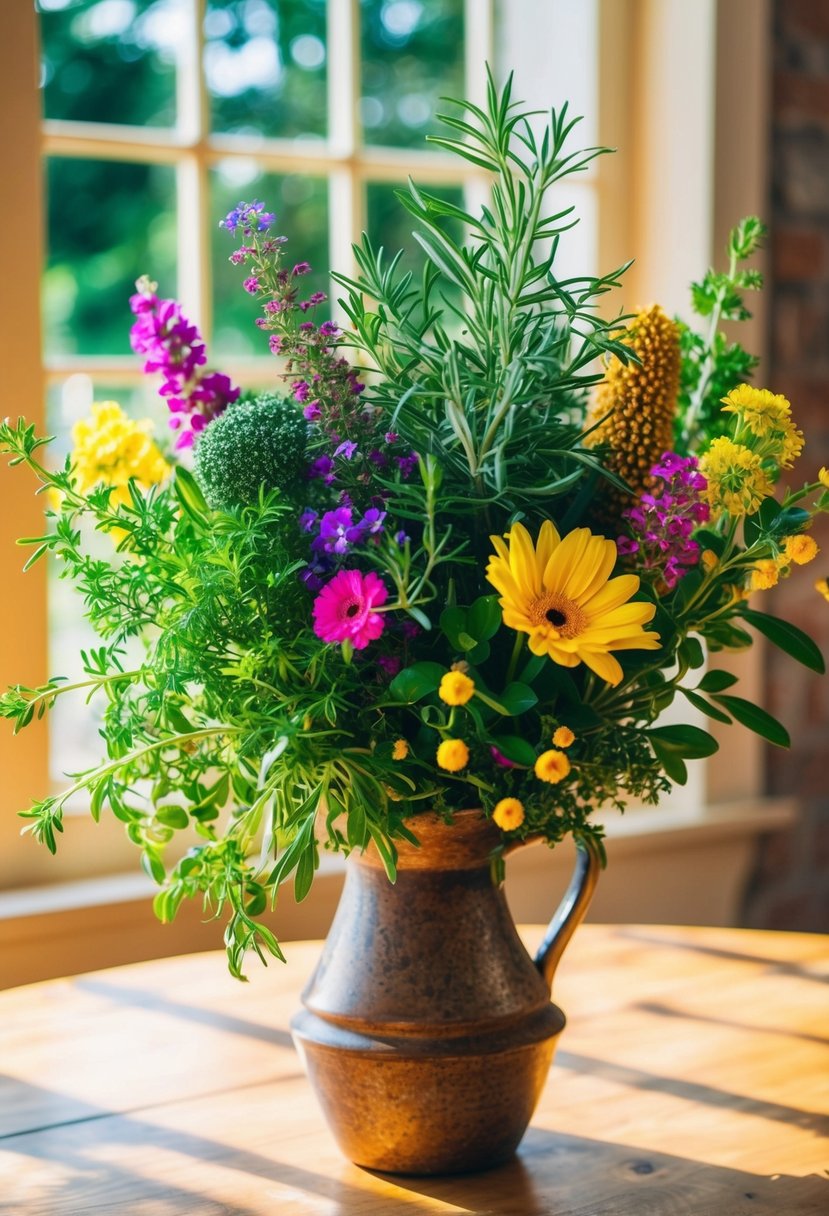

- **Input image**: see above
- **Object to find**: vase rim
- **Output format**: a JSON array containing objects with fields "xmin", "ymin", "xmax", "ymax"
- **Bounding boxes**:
[{"xmin": 356, "ymin": 808, "xmax": 504, "ymax": 872}]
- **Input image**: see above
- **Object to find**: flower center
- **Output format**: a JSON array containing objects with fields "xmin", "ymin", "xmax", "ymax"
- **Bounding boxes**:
[
  {"xmin": 527, "ymin": 593, "xmax": 587, "ymax": 639},
  {"xmin": 344, "ymin": 600, "xmax": 361, "ymax": 618}
]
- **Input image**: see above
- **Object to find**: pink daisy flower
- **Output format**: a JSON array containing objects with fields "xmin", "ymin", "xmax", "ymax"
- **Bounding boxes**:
[{"xmin": 312, "ymin": 569, "xmax": 388, "ymax": 650}]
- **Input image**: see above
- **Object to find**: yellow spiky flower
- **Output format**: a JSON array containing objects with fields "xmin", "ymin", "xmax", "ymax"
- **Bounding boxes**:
[{"xmin": 588, "ymin": 305, "xmax": 681, "ymax": 505}]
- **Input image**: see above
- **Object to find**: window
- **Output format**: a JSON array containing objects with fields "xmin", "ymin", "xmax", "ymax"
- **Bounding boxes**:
[{"xmin": 10, "ymin": 0, "xmax": 764, "ymax": 895}]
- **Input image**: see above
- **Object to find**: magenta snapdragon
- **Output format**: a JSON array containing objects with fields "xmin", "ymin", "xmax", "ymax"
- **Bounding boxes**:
[
  {"xmin": 129, "ymin": 276, "xmax": 239, "ymax": 449},
  {"xmin": 617, "ymin": 453, "xmax": 710, "ymax": 590}
]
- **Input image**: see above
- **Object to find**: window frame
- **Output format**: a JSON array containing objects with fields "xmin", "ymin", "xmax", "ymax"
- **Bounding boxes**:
[{"xmin": 1, "ymin": 0, "xmax": 770, "ymax": 893}]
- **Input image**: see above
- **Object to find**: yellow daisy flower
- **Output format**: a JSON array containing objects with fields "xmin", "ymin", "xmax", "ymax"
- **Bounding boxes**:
[
  {"xmin": 492, "ymin": 797, "xmax": 525, "ymax": 831},
  {"xmin": 534, "ymin": 749, "xmax": 571, "ymax": 784},
  {"xmin": 485, "ymin": 521, "xmax": 660, "ymax": 687},
  {"xmin": 438, "ymin": 670, "xmax": 475, "ymax": 706},
  {"xmin": 552, "ymin": 726, "xmax": 575, "ymax": 748},
  {"xmin": 698, "ymin": 437, "xmax": 774, "ymax": 517},
  {"xmin": 436, "ymin": 738, "xmax": 469, "ymax": 772},
  {"xmin": 784, "ymin": 535, "xmax": 819, "ymax": 566}
]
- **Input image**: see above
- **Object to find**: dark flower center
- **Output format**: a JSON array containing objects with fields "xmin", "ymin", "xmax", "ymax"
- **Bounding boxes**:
[
  {"xmin": 546, "ymin": 608, "xmax": 567, "ymax": 627},
  {"xmin": 345, "ymin": 602, "xmax": 361, "ymax": 617}
]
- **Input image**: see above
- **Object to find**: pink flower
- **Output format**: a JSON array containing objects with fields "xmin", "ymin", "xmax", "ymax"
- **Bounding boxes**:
[{"xmin": 312, "ymin": 569, "xmax": 388, "ymax": 650}]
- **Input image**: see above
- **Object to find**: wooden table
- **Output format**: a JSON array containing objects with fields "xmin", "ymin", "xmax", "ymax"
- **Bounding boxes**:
[{"xmin": 0, "ymin": 925, "xmax": 827, "ymax": 1215}]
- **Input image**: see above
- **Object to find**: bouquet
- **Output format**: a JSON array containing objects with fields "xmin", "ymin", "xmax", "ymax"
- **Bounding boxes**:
[{"xmin": 2, "ymin": 75, "xmax": 827, "ymax": 977}]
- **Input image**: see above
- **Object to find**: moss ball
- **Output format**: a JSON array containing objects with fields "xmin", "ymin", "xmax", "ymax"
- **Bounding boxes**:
[{"xmin": 194, "ymin": 393, "xmax": 308, "ymax": 509}]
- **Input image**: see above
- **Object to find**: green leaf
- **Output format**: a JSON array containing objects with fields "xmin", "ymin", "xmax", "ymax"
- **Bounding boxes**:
[
  {"xmin": 141, "ymin": 850, "xmax": 166, "ymax": 885},
  {"xmin": 497, "ymin": 682, "xmax": 538, "ymax": 717},
  {"xmin": 440, "ymin": 606, "xmax": 467, "ymax": 650},
  {"xmin": 680, "ymin": 687, "xmax": 733, "ymax": 725},
  {"xmin": 173, "ymin": 466, "xmax": 210, "ymax": 526},
  {"xmin": 679, "ymin": 636, "xmax": 706, "ymax": 670},
  {"xmin": 294, "ymin": 837, "xmax": 318, "ymax": 903},
  {"xmin": 389, "ymin": 661, "xmax": 445, "ymax": 703},
  {"xmin": 647, "ymin": 724, "xmax": 719, "ymax": 759},
  {"xmin": 467, "ymin": 595, "xmax": 502, "ymax": 643},
  {"xmin": 490, "ymin": 735, "xmax": 536, "ymax": 766},
  {"xmin": 155, "ymin": 805, "xmax": 189, "ymax": 830},
  {"xmin": 712, "ymin": 694, "xmax": 790, "ymax": 747},
  {"xmin": 740, "ymin": 608, "xmax": 825, "ymax": 674},
  {"xmin": 698, "ymin": 669, "xmax": 739, "ymax": 693},
  {"xmin": 650, "ymin": 739, "xmax": 689, "ymax": 785},
  {"xmin": 771, "ymin": 506, "xmax": 811, "ymax": 537},
  {"xmin": 743, "ymin": 496, "xmax": 781, "ymax": 547}
]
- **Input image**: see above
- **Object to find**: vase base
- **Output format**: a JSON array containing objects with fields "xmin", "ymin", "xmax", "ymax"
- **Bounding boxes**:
[{"xmin": 293, "ymin": 1011, "xmax": 560, "ymax": 1176}]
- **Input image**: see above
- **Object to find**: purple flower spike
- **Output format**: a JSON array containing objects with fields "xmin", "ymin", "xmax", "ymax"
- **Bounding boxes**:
[{"xmin": 618, "ymin": 451, "xmax": 709, "ymax": 590}]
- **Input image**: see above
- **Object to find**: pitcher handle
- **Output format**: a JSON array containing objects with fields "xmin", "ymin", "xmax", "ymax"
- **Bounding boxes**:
[{"xmin": 534, "ymin": 835, "xmax": 602, "ymax": 992}]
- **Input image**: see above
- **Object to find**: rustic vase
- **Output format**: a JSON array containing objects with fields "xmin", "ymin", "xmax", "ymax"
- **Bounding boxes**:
[{"xmin": 290, "ymin": 808, "xmax": 600, "ymax": 1176}]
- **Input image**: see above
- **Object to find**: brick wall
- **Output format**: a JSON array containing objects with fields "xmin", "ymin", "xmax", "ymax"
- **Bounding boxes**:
[{"xmin": 741, "ymin": 0, "xmax": 829, "ymax": 931}]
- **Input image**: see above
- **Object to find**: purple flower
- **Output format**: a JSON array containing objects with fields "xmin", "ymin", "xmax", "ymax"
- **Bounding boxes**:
[
  {"xmin": 384, "ymin": 431, "xmax": 399, "ymax": 444},
  {"xmin": 299, "ymin": 509, "xmax": 318, "ymax": 533},
  {"xmin": 356, "ymin": 507, "xmax": 386, "ymax": 538},
  {"xmin": 292, "ymin": 262, "xmax": 311, "ymax": 276},
  {"xmin": 316, "ymin": 507, "xmax": 355, "ymax": 554},
  {"xmin": 396, "ymin": 451, "xmax": 419, "ymax": 479},
  {"xmin": 303, "ymin": 401, "xmax": 322, "ymax": 422},
  {"xmin": 219, "ymin": 200, "xmax": 276, "ymax": 236},
  {"xmin": 395, "ymin": 529, "xmax": 410, "ymax": 546},
  {"xmin": 319, "ymin": 321, "xmax": 341, "ymax": 338},
  {"xmin": 309, "ymin": 291, "xmax": 327, "ymax": 305},
  {"xmin": 269, "ymin": 334, "xmax": 284, "ymax": 355},
  {"xmin": 243, "ymin": 276, "xmax": 260, "ymax": 294},
  {"xmin": 618, "ymin": 452, "xmax": 710, "ymax": 591},
  {"xmin": 293, "ymin": 381, "xmax": 311, "ymax": 403},
  {"xmin": 334, "ymin": 440, "xmax": 357, "ymax": 460},
  {"xmin": 128, "ymin": 278, "xmax": 239, "ymax": 450},
  {"xmin": 377, "ymin": 655, "xmax": 402, "ymax": 677},
  {"xmin": 309, "ymin": 455, "xmax": 335, "ymax": 484}
]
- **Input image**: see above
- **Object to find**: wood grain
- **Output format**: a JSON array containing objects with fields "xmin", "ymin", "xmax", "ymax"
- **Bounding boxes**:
[{"xmin": 0, "ymin": 925, "xmax": 827, "ymax": 1214}]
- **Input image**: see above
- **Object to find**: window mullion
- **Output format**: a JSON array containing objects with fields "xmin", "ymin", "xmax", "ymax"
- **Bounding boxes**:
[
  {"xmin": 176, "ymin": 0, "xmax": 211, "ymax": 341},
  {"xmin": 327, "ymin": 0, "xmax": 363, "ymax": 313}
]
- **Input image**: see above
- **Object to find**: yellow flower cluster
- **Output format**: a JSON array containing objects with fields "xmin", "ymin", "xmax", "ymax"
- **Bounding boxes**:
[
  {"xmin": 721, "ymin": 385, "xmax": 804, "ymax": 468},
  {"xmin": 698, "ymin": 436, "xmax": 773, "ymax": 518},
  {"xmin": 589, "ymin": 304, "xmax": 681, "ymax": 506},
  {"xmin": 439, "ymin": 670, "xmax": 475, "ymax": 706},
  {"xmin": 71, "ymin": 401, "xmax": 169, "ymax": 506},
  {"xmin": 493, "ymin": 797, "xmax": 525, "ymax": 831}
]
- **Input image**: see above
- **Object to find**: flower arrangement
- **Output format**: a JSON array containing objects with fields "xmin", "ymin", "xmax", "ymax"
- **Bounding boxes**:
[{"xmin": 2, "ymin": 76, "xmax": 827, "ymax": 977}]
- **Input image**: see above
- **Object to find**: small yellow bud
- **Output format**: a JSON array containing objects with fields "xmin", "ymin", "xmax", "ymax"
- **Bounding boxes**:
[
  {"xmin": 701, "ymin": 549, "xmax": 719, "ymax": 573},
  {"xmin": 436, "ymin": 738, "xmax": 469, "ymax": 772},
  {"xmin": 438, "ymin": 670, "xmax": 475, "ymax": 706},
  {"xmin": 392, "ymin": 738, "xmax": 409, "ymax": 761},
  {"xmin": 750, "ymin": 560, "xmax": 779, "ymax": 592},
  {"xmin": 783, "ymin": 534, "xmax": 819, "ymax": 566},
  {"xmin": 534, "ymin": 749, "xmax": 571, "ymax": 784},
  {"xmin": 818, "ymin": 467, "xmax": 829, "ymax": 489},
  {"xmin": 814, "ymin": 577, "xmax": 829, "ymax": 602},
  {"xmin": 552, "ymin": 726, "xmax": 575, "ymax": 749},
  {"xmin": 492, "ymin": 797, "xmax": 525, "ymax": 831}
]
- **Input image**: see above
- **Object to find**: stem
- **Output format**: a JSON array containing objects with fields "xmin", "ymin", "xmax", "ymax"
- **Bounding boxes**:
[
  {"xmin": 681, "ymin": 249, "xmax": 737, "ymax": 450},
  {"xmin": 505, "ymin": 631, "xmax": 525, "ymax": 685}
]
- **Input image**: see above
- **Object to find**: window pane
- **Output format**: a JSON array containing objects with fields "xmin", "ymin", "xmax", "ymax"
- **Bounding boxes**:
[
  {"xmin": 46, "ymin": 377, "xmax": 168, "ymax": 781},
  {"xmin": 39, "ymin": 0, "xmax": 182, "ymax": 128},
  {"xmin": 206, "ymin": 0, "xmax": 327, "ymax": 140},
  {"xmin": 44, "ymin": 157, "xmax": 177, "ymax": 357},
  {"xmin": 366, "ymin": 179, "xmax": 464, "ymax": 300},
  {"xmin": 211, "ymin": 166, "xmax": 329, "ymax": 357},
  {"xmin": 360, "ymin": 0, "xmax": 465, "ymax": 148}
]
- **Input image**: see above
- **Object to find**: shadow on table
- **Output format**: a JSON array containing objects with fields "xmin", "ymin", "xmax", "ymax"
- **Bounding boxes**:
[
  {"xmin": 1, "ymin": 1077, "xmax": 828, "ymax": 1216},
  {"xmin": 617, "ymin": 927, "xmax": 829, "ymax": 984},
  {"xmin": 371, "ymin": 1127, "xmax": 829, "ymax": 1216}
]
